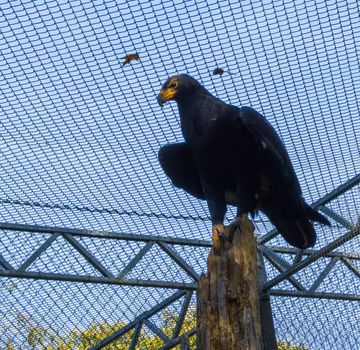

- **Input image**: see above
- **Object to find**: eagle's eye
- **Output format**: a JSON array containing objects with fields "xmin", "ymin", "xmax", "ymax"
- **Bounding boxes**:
[{"xmin": 168, "ymin": 81, "xmax": 178, "ymax": 89}]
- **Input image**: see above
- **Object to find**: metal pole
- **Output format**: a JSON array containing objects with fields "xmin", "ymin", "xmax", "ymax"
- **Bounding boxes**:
[{"xmin": 258, "ymin": 250, "xmax": 278, "ymax": 350}]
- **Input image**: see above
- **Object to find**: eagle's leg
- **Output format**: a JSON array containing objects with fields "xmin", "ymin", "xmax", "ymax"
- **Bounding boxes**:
[
  {"xmin": 206, "ymin": 192, "xmax": 227, "ymax": 255},
  {"xmin": 212, "ymin": 224, "xmax": 228, "ymax": 254},
  {"xmin": 228, "ymin": 214, "xmax": 255, "ymax": 237},
  {"xmin": 227, "ymin": 186, "xmax": 258, "ymax": 240}
]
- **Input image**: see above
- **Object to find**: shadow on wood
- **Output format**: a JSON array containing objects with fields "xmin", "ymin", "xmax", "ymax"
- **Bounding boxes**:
[{"xmin": 197, "ymin": 216, "xmax": 263, "ymax": 350}]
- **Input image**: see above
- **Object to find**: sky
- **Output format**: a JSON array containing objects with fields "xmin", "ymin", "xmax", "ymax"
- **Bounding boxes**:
[{"xmin": 1, "ymin": 0, "xmax": 360, "ymax": 348}]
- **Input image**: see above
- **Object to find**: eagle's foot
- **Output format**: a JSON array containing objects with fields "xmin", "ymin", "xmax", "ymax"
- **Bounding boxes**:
[
  {"xmin": 212, "ymin": 224, "xmax": 231, "ymax": 255},
  {"xmin": 228, "ymin": 214, "xmax": 255, "ymax": 237}
]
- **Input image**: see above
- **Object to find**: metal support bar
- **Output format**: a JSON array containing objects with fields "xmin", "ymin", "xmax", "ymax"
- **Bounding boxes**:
[
  {"xmin": 318, "ymin": 205, "xmax": 353, "ymax": 229},
  {"xmin": 117, "ymin": 242, "xmax": 154, "ymax": 279},
  {"xmin": 258, "ymin": 250, "xmax": 278, "ymax": 350},
  {"xmin": 172, "ymin": 291, "xmax": 193, "ymax": 339},
  {"xmin": 0, "ymin": 270, "xmax": 197, "ymax": 290},
  {"xmin": 159, "ymin": 329, "xmax": 197, "ymax": 350},
  {"xmin": 260, "ymin": 246, "xmax": 306, "ymax": 291},
  {"xmin": 258, "ymin": 228, "xmax": 278, "ymax": 246},
  {"xmin": 264, "ymin": 225, "xmax": 360, "ymax": 291},
  {"xmin": 8, "ymin": 220, "xmax": 358, "ymax": 259},
  {"xmin": 143, "ymin": 319, "xmax": 170, "ymax": 343},
  {"xmin": 1, "ymin": 247, "xmax": 359, "ymax": 292},
  {"xmin": 0, "ymin": 253, "xmax": 13, "ymax": 270},
  {"xmin": 309, "ymin": 257, "xmax": 339, "ymax": 292},
  {"xmin": 63, "ymin": 234, "xmax": 114, "ymax": 278},
  {"xmin": 0, "ymin": 222, "xmax": 212, "ymax": 247},
  {"xmin": 128, "ymin": 322, "xmax": 142, "ymax": 350},
  {"xmin": 269, "ymin": 245, "xmax": 360, "ymax": 261},
  {"xmin": 341, "ymin": 257, "xmax": 360, "ymax": 279},
  {"xmin": 18, "ymin": 233, "xmax": 60, "ymax": 272},
  {"xmin": 158, "ymin": 242, "xmax": 200, "ymax": 281},
  {"xmin": 292, "ymin": 250, "xmax": 304, "ymax": 265},
  {"xmin": 270, "ymin": 289, "xmax": 360, "ymax": 301},
  {"xmin": 90, "ymin": 290, "xmax": 186, "ymax": 350}
]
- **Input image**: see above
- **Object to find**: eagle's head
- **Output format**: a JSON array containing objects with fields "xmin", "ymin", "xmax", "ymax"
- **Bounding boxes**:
[{"xmin": 157, "ymin": 74, "xmax": 205, "ymax": 106}]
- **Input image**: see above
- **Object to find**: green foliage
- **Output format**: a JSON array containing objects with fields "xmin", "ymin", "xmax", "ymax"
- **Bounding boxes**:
[
  {"xmin": 278, "ymin": 340, "xmax": 309, "ymax": 350},
  {"xmin": 9, "ymin": 309, "xmax": 196, "ymax": 350},
  {"xmin": 8, "ymin": 309, "xmax": 307, "ymax": 350}
]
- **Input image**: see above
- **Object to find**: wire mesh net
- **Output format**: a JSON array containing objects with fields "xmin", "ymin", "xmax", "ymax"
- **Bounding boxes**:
[{"xmin": 1, "ymin": 0, "xmax": 359, "ymax": 349}]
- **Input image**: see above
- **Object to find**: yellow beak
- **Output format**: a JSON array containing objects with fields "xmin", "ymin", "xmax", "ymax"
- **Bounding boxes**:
[{"xmin": 157, "ymin": 89, "xmax": 176, "ymax": 106}]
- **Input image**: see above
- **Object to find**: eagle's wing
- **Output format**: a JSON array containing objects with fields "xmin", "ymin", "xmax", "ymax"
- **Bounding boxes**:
[
  {"xmin": 158, "ymin": 143, "xmax": 205, "ymax": 200},
  {"xmin": 238, "ymin": 106, "xmax": 330, "ymax": 248},
  {"xmin": 239, "ymin": 106, "xmax": 302, "ymax": 197}
]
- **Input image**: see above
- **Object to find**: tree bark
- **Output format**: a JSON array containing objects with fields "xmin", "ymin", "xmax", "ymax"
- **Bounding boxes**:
[{"xmin": 197, "ymin": 216, "xmax": 263, "ymax": 350}]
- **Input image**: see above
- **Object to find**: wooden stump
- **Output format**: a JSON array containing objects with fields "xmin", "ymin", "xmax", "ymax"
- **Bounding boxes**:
[{"xmin": 197, "ymin": 216, "xmax": 263, "ymax": 350}]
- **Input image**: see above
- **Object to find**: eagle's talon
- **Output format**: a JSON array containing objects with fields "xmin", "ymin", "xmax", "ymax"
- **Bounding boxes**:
[
  {"xmin": 227, "ymin": 215, "xmax": 250, "ymax": 239},
  {"xmin": 212, "ymin": 224, "xmax": 228, "ymax": 254},
  {"xmin": 218, "ymin": 232, "xmax": 226, "ymax": 239},
  {"xmin": 218, "ymin": 230, "xmax": 232, "ymax": 242}
]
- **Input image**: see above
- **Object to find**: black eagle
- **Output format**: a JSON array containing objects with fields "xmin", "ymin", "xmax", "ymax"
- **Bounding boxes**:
[{"xmin": 157, "ymin": 75, "xmax": 330, "ymax": 249}]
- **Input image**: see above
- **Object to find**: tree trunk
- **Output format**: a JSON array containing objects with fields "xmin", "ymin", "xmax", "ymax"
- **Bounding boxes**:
[{"xmin": 197, "ymin": 216, "xmax": 263, "ymax": 350}]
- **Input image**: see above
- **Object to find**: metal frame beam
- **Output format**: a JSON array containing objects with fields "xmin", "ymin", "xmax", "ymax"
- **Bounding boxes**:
[
  {"xmin": 341, "ymin": 257, "xmax": 360, "ymax": 279},
  {"xmin": 0, "ymin": 270, "xmax": 197, "ymax": 290},
  {"xmin": 143, "ymin": 319, "xmax": 170, "ymax": 343},
  {"xmin": 17, "ymin": 233, "xmax": 60, "ymax": 272},
  {"xmin": 264, "ymin": 225, "xmax": 360, "ymax": 291},
  {"xmin": 158, "ymin": 242, "xmax": 200, "ymax": 281},
  {"xmin": 63, "ymin": 234, "xmax": 114, "ymax": 277},
  {"xmin": 308, "ymin": 257, "xmax": 339, "ymax": 292},
  {"xmin": 128, "ymin": 321, "xmax": 142, "ymax": 350},
  {"xmin": 172, "ymin": 291, "xmax": 192, "ymax": 339},
  {"xmin": 268, "ymin": 245, "xmax": 360, "ymax": 261},
  {"xmin": 0, "ymin": 222, "xmax": 213, "ymax": 247},
  {"xmin": 270, "ymin": 289, "xmax": 360, "ymax": 301},
  {"xmin": 1, "ymin": 225, "xmax": 359, "ymax": 292},
  {"xmin": 260, "ymin": 245, "xmax": 306, "ymax": 291},
  {"xmin": 318, "ymin": 205, "xmax": 353, "ymax": 229},
  {"xmin": 0, "ymin": 226, "xmax": 203, "ymax": 290},
  {"xmin": 0, "ymin": 253, "xmax": 14, "ymax": 270},
  {"xmin": 117, "ymin": 242, "xmax": 154, "ymax": 279},
  {"xmin": 159, "ymin": 329, "xmax": 197, "ymax": 350},
  {"xmin": 258, "ymin": 250, "xmax": 278, "ymax": 350}
]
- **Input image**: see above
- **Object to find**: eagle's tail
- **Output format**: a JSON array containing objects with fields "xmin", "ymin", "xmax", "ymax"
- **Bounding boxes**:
[
  {"xmin": 305, "ymin": 204, "xmax": 331, "ymax": 226},
  {"xmin": 274, "ymin": 218, "xmax": 317, "ymax": 249},
  {"xmin": 271, "ymin": 205, "xmax": 330, "ymax": 249}
]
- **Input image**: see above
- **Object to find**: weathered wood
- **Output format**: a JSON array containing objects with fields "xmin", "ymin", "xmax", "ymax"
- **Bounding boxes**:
[{"xmin": 197, "ymin": 216, "xmax": 263, "ymax": 350}]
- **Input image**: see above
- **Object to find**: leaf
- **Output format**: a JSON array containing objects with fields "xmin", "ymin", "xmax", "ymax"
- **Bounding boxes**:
[
  {"xmin": 123, "ymin": 53, "xmax": 140, "ymax": 65},
  {"xmin": 213, "ymin": 68, "xmax": 239, "ymax": 77},
  {"xmin": 213, "ymin": 68, "xmax": 224, "ymax": 75},
  {"xmin": 8, "ymin": 282, "xmax": 17, "ymax": 293}
]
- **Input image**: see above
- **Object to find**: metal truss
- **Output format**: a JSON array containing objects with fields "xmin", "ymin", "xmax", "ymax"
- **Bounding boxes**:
[
  {"xmin": 1, "ymin": 173, "xmax": 360, "ymax": 349},
  {"xmin": 0, "ymin": 221, "xmax": 204, "ymax": 290},
  {"xmin": 1, "ymin": 221, "xmax": 359, "ymax": 295}
]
